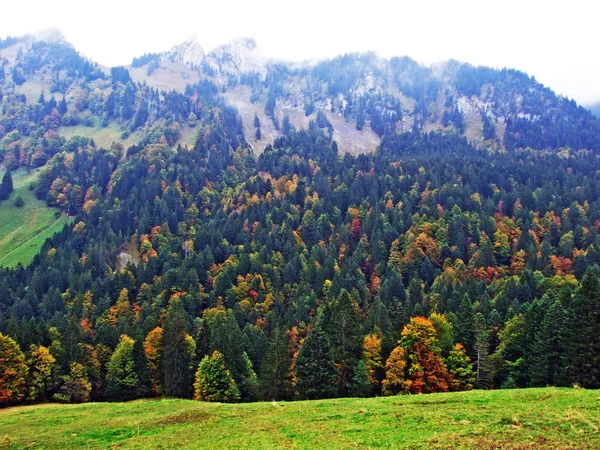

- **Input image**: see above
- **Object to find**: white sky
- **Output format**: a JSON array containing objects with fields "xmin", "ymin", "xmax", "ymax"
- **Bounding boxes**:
[{"xmin": 2, "ymin": 0, "xmax": 599, "ymax": 104}]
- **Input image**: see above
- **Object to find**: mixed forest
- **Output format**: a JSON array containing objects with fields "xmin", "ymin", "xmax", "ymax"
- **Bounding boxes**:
[{"xmin": 0, "ymin": 35, "xmax": 600, "ymax": 406}]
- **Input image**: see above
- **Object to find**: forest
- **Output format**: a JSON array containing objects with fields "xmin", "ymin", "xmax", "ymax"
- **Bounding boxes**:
[{"xmin": 0, "ymin": 37, "xmax": 600, "ymax": 407}]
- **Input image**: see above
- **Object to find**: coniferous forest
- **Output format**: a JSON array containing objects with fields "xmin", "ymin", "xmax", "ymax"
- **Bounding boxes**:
[{"xmin": 0, "ymin": 34, "xmax": 600, "ymax": 407}]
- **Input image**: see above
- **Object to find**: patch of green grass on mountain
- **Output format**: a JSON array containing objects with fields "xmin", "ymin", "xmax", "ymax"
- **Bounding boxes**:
[
  {"xmin": 57, "ymin": 122, "xmax": 142, "ymax": 149},
  {"xmin": 0, "ymin": 168, "xmax": 72, "ymax": 268},
  {"xmin": 1, "ymin": 388, "xmax": 598, "ymax": 449}
]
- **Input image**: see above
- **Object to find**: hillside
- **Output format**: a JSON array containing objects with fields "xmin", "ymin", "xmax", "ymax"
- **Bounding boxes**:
[
  {"xmin": 0, "ymin": 168, "xmax": 71, "ymax": 267},
  {"xmin": 0, "ymin": 30, "xmax": 600, "ymax": 419},
  {"xmin": 1, "ymin": 388, "xmax": 598, "ymax": 449}
]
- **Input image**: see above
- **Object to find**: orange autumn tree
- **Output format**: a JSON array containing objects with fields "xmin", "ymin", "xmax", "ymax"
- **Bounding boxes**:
[
  {"xmin": 0, "ymin": 332, "xmax": 28, "ymax": 405},
  {"xmin": 384, "ymin": 316, "xmax": 452, "ymax": 395},
  {"xmin": 144, "ymin": 327, "xmax": 164, "ymax": 396}
]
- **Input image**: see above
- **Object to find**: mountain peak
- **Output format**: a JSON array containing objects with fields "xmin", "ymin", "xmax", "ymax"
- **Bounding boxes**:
[
  {"xmin": 30, "ymin": 27, "xmax": 69, "ymax": 45},
  {"xmin": 162, "ymin": 35, "xmax": 205, "ymax": 67}
]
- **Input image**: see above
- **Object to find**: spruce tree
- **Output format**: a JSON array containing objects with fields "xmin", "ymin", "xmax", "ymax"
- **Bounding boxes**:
[
  {"xmin": 473, "ymin": 312, "xmax": 491, "ymax": 388},
  {"xmin": 455, "ymin": 294, "xmax": 475, "ymax": 356},
  {"xmin": 163, "ymin": 298, "xmax": 196, "ymax": 397},
  {"xmin": 529, "ymin": 299, "xmax": 567, "ymax": 386},
  {"xmin": 567, "ymin": 270, "xmax": 600, "ymax": 388},
  {"xmin": 259, "ymin": 328, "xmax": 292, "ymax": 401},
  {"xmin": 294, "ymin": 327, "xmax": 338, "ymax": 400},
  {"xmin": 323, "ymin": 290, "xmax": 363, "ymax": 396},
  {"xmin": 0, "ymin": 171, "xmax": 13, "ymax": 201}
]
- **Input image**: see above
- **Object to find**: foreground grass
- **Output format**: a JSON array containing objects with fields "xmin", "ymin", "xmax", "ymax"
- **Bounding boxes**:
[
  {"xmin": 0, "ymin": 169, "xmax": 72, "ymax": 267},
  {"xmin": 1, "ymin": 388, "xmax": 598, "ymax": 449}
]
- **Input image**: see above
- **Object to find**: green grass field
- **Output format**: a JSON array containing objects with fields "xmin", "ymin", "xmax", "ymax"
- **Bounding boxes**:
[
  {"xmin": 0, "ymin": 169, "xmax": 72, "ymax": 268},
  {"xmin": 57, "ymin": 123, "xmax": 142, "ymax": 150},
  {"xmin": 0, "ymin": 388, "xmax": 598, "ymax": 449}
]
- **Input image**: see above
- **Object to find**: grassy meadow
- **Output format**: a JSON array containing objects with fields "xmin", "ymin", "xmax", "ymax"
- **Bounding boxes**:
[
  {"xmin": 0, "ymin": 168, "xmax": 71, "ymax": 268},
  {"xmin": 0, "ymin": 388, "xmax": 598, "ymax": 449}
]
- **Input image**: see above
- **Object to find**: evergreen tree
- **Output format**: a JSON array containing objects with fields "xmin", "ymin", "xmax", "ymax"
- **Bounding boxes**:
[
  {"xmin": 529, "ymin": 300, "xmax": 567, "ymax": 386},
  {"xmin": 106, "ymin": 335, "xmax": 139, "ymax": 401},
  {"xmin": 259, "ymin": 328, "xmax": 292, "ymax": 401},
  {"xmin": 474, "ymin": 312, "xmax": 491, "ymax": 388},
  {"xmin": 194, "ymin": 351, "xmax": 240, "ymax": 402},
  {"xmin": 567, "ymin": 269, "xmax": 600, "ymax": 388},
  {"xmin": 163, "ymin": 298, "xmax": 196, "ymax": 397},
  {"xmin": 0, "ymin": 171, "xmax": 13, "ymax": 201},
  {"xmin": 455, "ymin": 294, "xmax": 475, "ymax": 355},
  {"xmin": 323, "ymin": 290, "xmax": 363, "ymax": 396},
  {"xmin": 294, "ymin": 326, "xmax": 338, "ymax": 400}
]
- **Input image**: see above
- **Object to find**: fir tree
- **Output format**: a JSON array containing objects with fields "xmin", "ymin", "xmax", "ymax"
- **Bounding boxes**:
[
  {"xmin": 163, "ymin": 298, "xmax": 196, "ymax": 397},
  {"xmin": 567, "ymin": 269, "xmax": 600, "ymax": 388},
  {"xmin": 294, "ymin": 326, "xmax": 338, "ymax": 400},
  {"xmin": 259, "ymin": 328, "xmax": 292, "ymax": 401},
  {"xmin": 322, "ymin": 290, "xmax": 363, "ymax": 396}
]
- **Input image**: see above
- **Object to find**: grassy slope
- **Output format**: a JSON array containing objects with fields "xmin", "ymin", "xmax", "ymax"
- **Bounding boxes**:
[
  {"xmin": 0, "ymin": 388, "xmax": 598, "ymax": 449},
  {"xmin": 57, "ymin": 122, "xmax": 142, "ymax": 150},
  {"xmin": 0, "ymin": 169, "xmax": 72, "ymax": 268}
]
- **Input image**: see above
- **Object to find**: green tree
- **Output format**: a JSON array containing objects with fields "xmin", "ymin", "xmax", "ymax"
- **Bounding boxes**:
[
  {"xmin": 194, "ymin": 351, "xmax": 240, "ymax": 402},
  {"xmin": 0, "ymin": 332, "xmax": 28, "ymax": 405},
  {"xmin": 106, "ymin": 335, "xmax": 139, "ymax": 401},
  {"xmin": 27, "ymin": 344, "xmax": 56, "ymax": 401},
  {"xmin": 294, "ymin": 326, "xmax": 338, "ymax": 400},
  {"xmin": 446, "ymin": 343, "xmax": 475, "ymax": 391},
  {"xmin": 0, "ymin": 171, "xmax": 13, "ymax": 201},
  {"xmin": 259, "ymin": 328, "xmax": 292, "ymax": 401},
  {"xmin": 529, "ymin": 299, "xmax": 567, "ymax": 386},
  {"xmin": 163, "ymin": 298, "xmax": 196, "ymax": 397},
  {"xmin": 323, "ymin": 290, "xmax": 363, "ymax": 396},
  {"xmin": 567, "ymin": 270, "xmax": 600, "ymax": 388},
  {"xmin": 55, "ymin": 362, "xmax": 91, "ymax": 403}
]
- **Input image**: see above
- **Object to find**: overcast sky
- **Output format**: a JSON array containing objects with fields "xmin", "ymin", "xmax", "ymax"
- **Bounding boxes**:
[{"xmin": 2, "ymin": 0, "xmax": 599, "ymax": 104}]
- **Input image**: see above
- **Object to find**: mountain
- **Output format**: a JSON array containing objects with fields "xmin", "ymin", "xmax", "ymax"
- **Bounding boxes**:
[
  {"xmin": 1, "ymin": 29, "xmax": 600, "ymax": 409},
  {"xmin": 2, "ymin": 31, "xmax": 599, "ymax": 156}
]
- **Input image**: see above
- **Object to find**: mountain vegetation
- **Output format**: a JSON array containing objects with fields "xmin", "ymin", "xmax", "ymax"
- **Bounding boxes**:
[{"xmin": 0, "ymin": 32, "xmax": 599, "ymax": 408}]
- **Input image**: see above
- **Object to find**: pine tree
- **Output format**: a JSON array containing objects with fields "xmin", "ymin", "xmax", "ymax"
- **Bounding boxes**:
[
  {"xmin": 529, "ymin": 299, "xmax": 567, "ymax": 386},
  {"xmin": 106, "ymin": 335, "xmax": 139, "ymax": 401},
  {"xmin": 163, "ymin": 298, "xmax": 196, "ymax": 397},
  {"xmin": 294, "ymin": 327, "xmax": 338, "ymax": 400},
  {"xmin": 259, "ymin": 328, "xmax": 292, "ymax": 401},
  {"xmin": 194, "ymin": 351, "xmax": 240, "ymax": 402},
  {"xmin": 348, "ymin": 360, "xmax": 371, "ymax": 397},
  {"xmin": 323, "ymin": 290, "xmax": 363, "ymax": 396},
  {"xmin": 567, "ymin": 269, "xmax": 600, "ymax": 388},
  {"xmin": 0, "ymin": 332, "xmax": 28, "ymax": 405},
  {"xmin": 0, "ymin": 171, "xmax": 13, "ymax": 201},
  {"xmin": 455, "ymin": 294, "xmax": 475, "ymax": 355},
  {"xmin": 473, "ymin": 312, "xmax": 491, "ymax": 388}
]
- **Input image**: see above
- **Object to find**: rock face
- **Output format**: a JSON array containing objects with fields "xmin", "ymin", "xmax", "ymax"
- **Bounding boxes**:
[
  {"xmin": 161, "ymin": 35, "xmax": 205, "ymax": 67},
  {"xmin": 205, "ymin": 37, "xmax": 267, "ymax": 83},
  {"xmin": 31, "ymin": 28, "xmax": 70, "ymax": 45}
]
